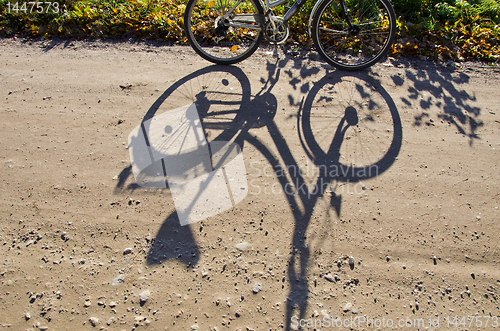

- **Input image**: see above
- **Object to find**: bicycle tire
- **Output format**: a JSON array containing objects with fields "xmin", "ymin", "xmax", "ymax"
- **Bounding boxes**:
[
  {"xmin": 184, "ymin": 0, "xmax": 265, "ymax": 65},
  {"xmin": 311, "ymin": 0, "xmax": 396, "ymax": 71}
]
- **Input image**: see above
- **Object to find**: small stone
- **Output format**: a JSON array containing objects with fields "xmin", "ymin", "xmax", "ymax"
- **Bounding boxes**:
[
  {"xmin": 84, "ymin": 300, "xmax": 91, "ymax": 307},
  {"xmin": 252, "ymin": 283, "xmax": 262, "ymax": 294},
  {"xmin": 109, "ymin": 301, "xmax": 117, "ymax": 308},
  {"xmin": 111, "ymin": 274, "xmax": 125, "ymax": 286},
  {"xmin": 235, "ymin": 242, "xmax": 249, "ymax": 251},
  {"xmin": 191, "ymin": 324, "xmax": 199, "ymax": 330},
  {"xmin": 201, "ymin": 268, "xmax": 208, "ymax": 277},
  {"xmin": 139, "ymin": 290, "xmax": 151, "ymax": 303},
  {"xmin": 25, "ymin": 312, "xmax": 31, "ymax": 320},
  {"xmin": 89, "ymin": 317, "xmax": 99, "ymax": 327},
  {"xmin": 348, "ymin": 257, "xmax": 355, "ymax": 266},
  {"xmin": 123, "ymin": 248, "xmax": 133, "ymax": 255},
  {"xmin": 352, "ymin": 308, "xmax": 358, "ymax": 314},
  {"xmin": 324, "ymin": 274, "xmax": 335, "ymax": 282},
  {"xmin": 343, "ymin": 302, "xmax": 352, "ymax": 312},
  {"xmin": 106, "ymin": 317, "xmax": 114, "ymax": 325}
]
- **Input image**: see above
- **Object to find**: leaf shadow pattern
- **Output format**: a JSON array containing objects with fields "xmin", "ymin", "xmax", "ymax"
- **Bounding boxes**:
[{"xmin": 391, "ymin": 61, "xmax": 483, "ymax": 145}]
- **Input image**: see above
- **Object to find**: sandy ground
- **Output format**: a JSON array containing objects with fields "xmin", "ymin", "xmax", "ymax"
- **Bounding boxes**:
[{"xmin": 1, "ymin": 38, "xmax": 500, "ymax": 331}]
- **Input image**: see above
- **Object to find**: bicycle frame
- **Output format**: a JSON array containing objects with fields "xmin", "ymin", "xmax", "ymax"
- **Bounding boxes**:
[
  {"xmin": 260, "ymin": 0, "xmax": 308, "ymax": 22},
  {"xmin": 225, "ymin": 0, "xmax": 351, "ymax": 38}
]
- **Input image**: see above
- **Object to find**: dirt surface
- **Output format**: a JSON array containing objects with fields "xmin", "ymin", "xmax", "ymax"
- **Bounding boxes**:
[{"xmin": 1, "ymin": 38, "xmax": 500, "ymax": 331}]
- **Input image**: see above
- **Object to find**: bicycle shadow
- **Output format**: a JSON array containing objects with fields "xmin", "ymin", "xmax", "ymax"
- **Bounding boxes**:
[
  {"xmin": 387, "ymin": 59, "xmax": 482, "ymax": 145},
  {"xmin": 113, "ymin": 60, "xmax": 402, "ymax": 330}
]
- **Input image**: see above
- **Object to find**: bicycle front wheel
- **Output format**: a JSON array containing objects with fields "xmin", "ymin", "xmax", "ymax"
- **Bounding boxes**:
[
  {"xmin": 184, "ymin": 0, "xmax": 265, "ymax": 65},
  {"xmin": 311, "ymin": 0, "xmax": 396, "ymax": 71}
]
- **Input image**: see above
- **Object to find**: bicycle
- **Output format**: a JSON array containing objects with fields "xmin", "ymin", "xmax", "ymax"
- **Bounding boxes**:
[{"xmin": 184, "ymin": 0, "xmax": 396, "ymax": 71}]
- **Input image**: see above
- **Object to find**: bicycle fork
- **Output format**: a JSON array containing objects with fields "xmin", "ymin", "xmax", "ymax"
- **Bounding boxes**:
[{"xmin": 340, "ymin": 0, "xmax": 360, "ymax": 35}]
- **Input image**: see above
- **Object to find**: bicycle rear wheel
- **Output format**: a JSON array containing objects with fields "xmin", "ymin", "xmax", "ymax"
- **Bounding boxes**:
[
  {"xmin": 311, "ymin": 0, "xmax": 396, "ymax": 71},
  {"xmin": 184, "ymin": 0, "xmax": 265, "ymax": 65}
]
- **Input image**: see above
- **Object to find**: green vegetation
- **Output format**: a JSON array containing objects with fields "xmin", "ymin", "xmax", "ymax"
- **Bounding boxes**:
[{"xmin": 1, "ymin": 0, "xmax": 499, "ymax": 61}]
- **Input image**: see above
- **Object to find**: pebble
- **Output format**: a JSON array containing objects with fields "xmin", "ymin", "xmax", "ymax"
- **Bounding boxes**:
[
  {"xmin": 107, "ymin": 317, "xmax": 114, "ymax": 325},
  {"xmin": 109, "ymin": 301, "xmax": 117, "ymax": 308},
  {"xmin": 139, "ymin": 290, "xmax": 151, "ymax": 303},
  {"xmin": 343, "ymin": 302, "xmax": 352, "ymax": 312},
  {"xmin": 89, "ymin": 317, "xmax": 99, "ymax": 327},
  {"xmin": 348, "ymin": 257, "xmax": 355, "ymax": 267},
  {"xmin": 252, "ymin": 283, "xmax": 263, "ymax": 294},
  {"xmin": 123, "ymin": 248, "xmax": 133, "ymax": 255},
  {"xmin": 134, "ymin": 316, "xmax": 145, "ymax": 322},
  {"xmin": 25, "ymin": 312, "xmax": 30, "ymax": 320},
  {"xmin": 235, "ymin": 242, "xmax": 249, "ymax": 251},
  {"xmin": 111, "ymin": 274, "xmax": 125, "ymax": 286},
  {"xmin": 324, "ymin": 274, "xmax": 335, "ymax": 282},
  {"xmin": 191, "ymin": 325, "xmax": 199, "ymax": 330}
]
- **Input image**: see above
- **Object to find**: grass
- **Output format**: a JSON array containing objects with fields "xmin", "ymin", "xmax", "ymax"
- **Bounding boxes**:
[{"xmin": 0, "ymin": 0, "xmax": 499, "ymax": 61}]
